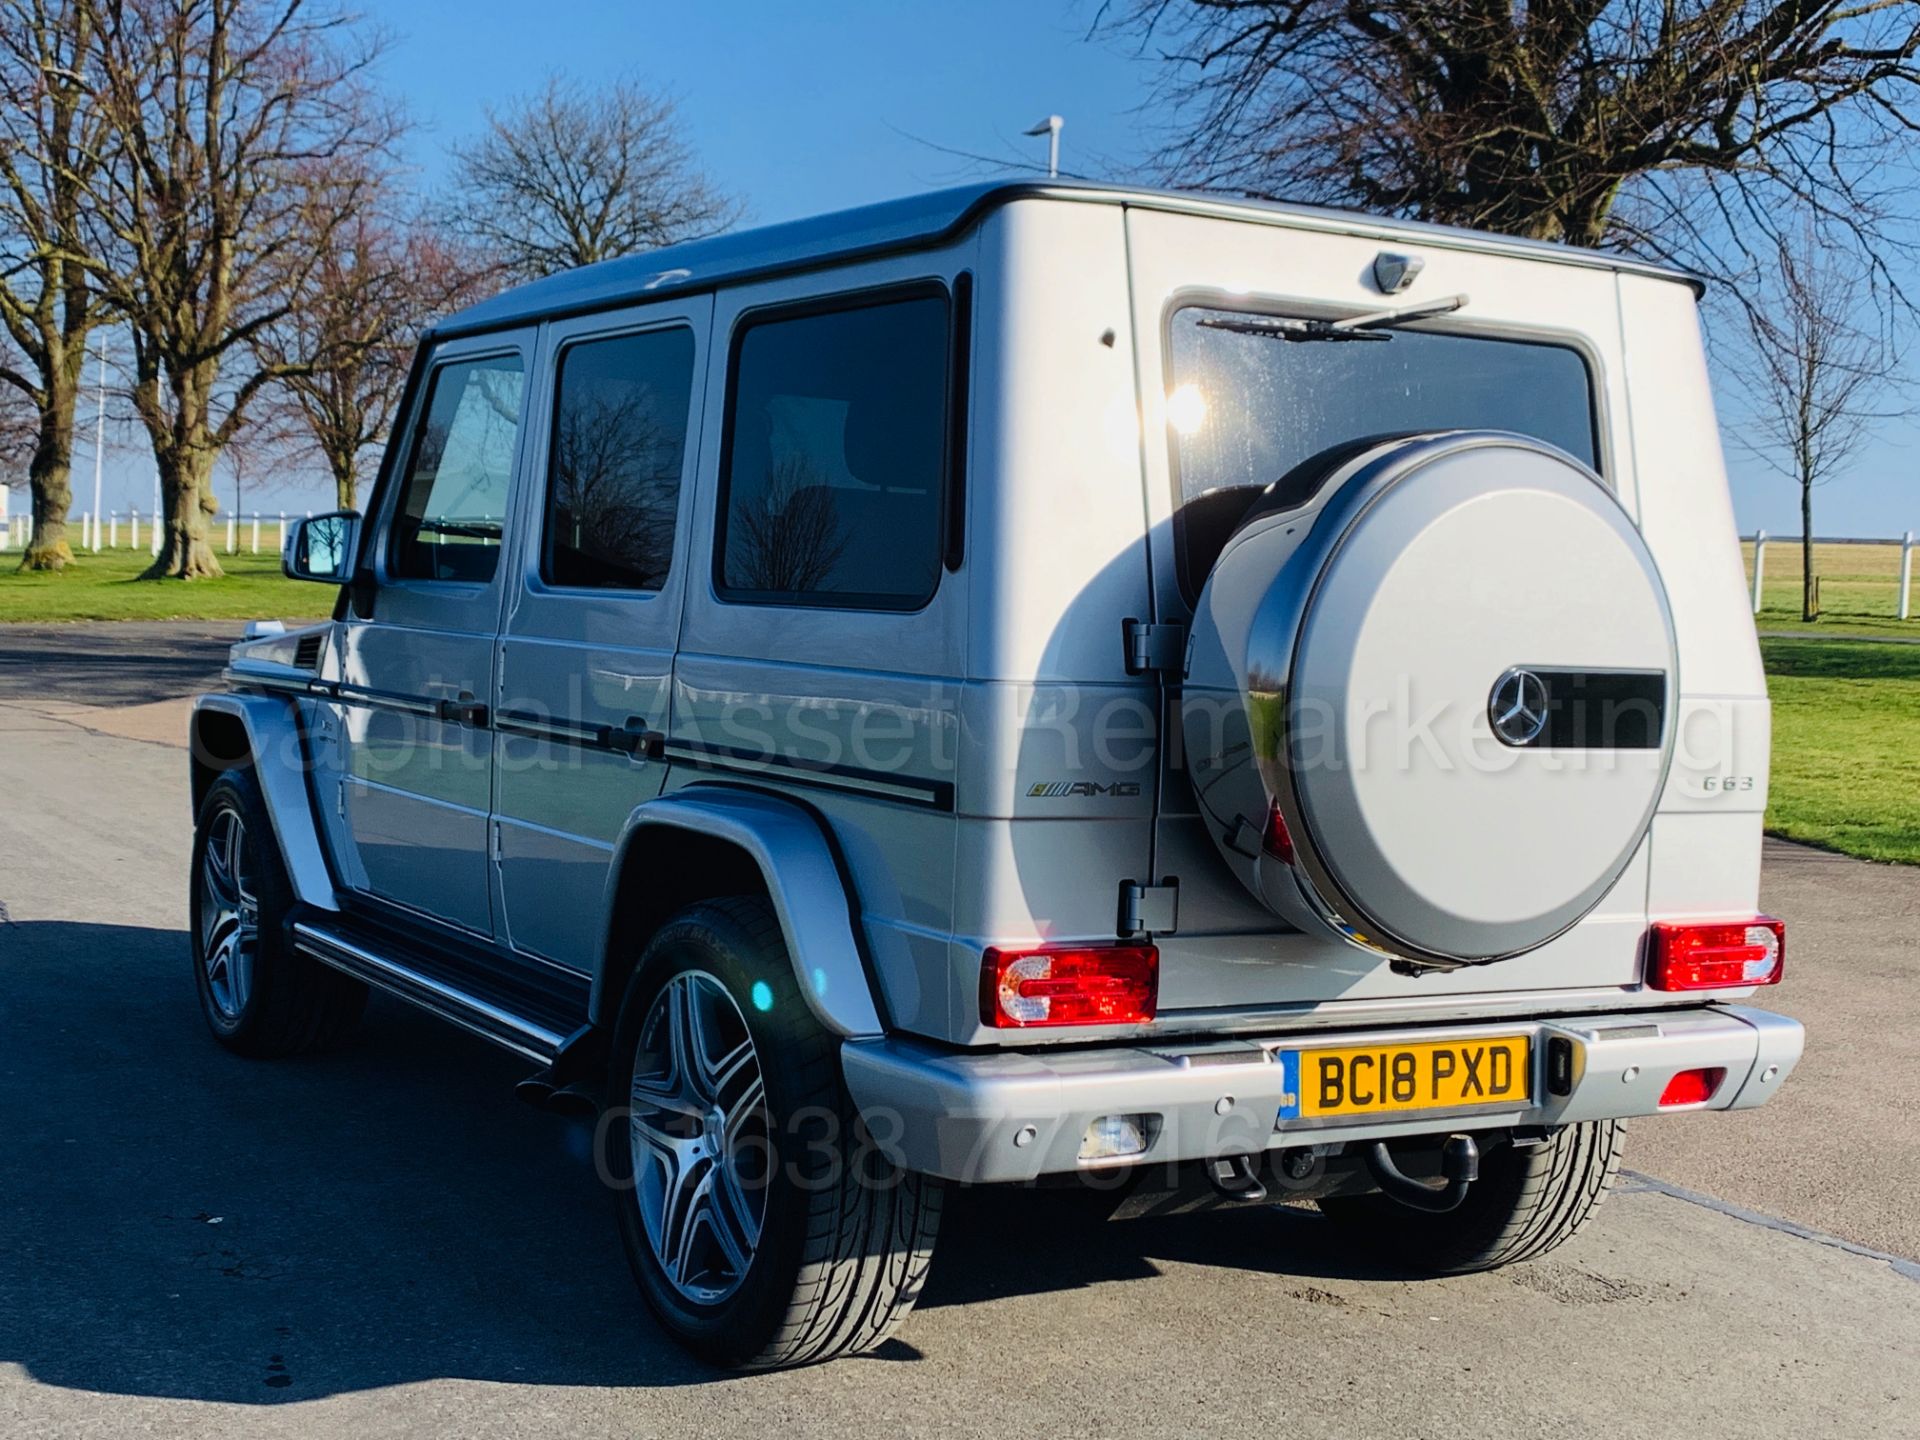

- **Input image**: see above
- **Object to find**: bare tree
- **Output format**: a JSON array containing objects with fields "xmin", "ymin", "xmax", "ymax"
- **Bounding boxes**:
[
  {"xmin": 213, "ymin": 394, "xmax": 301, "ymax": 528},
  {"xmin": 1099, "ymin": 2, "xmax": 1920, "ymax": 286},
  {"xmin": 728, "ymin": 458, "xmax": 847, "ymax": 595},
  {"xmin": 549, "ymin": 381, "xmax": 681, "ymax": 585},
  {"xmin": 80, "ymin": 0, "xmax": 399, "ymax": 579},
  {"xmin": 254, "ymin": 185, "xmax": 485, "ymax": 512},
  {"xmin": 0, "ymin": 0, "xmax": 113, "ymax": 570},
  {"xmin": 0, "ymin": 336, "xmax": 37, "ymax": 476},
  {"xmin": 439, "ymin": 73, "xmax": 739, "ymax": 283},
  {"xmin": 1725, "ymin": 229, "xmax": 1906, "ymax": 620}
]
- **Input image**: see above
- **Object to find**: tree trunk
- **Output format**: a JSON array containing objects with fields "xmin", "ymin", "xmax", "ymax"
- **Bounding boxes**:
[
  {"xmin": 330, "ymin": 449, "xmax": 356, "ymax": 512},
  {"xmin": 1800, "ymin": 480, "xmax": 1816, "ymax": 623},
  {"xmin": 17, "ymin": 368, "xmax": 80, "ymax": 572},
  {"xmin": 141, "ymin": 442, "xmax": 225, "ymax": 579}
]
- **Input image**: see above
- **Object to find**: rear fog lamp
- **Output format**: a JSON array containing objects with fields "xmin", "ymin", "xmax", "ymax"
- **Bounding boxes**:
[{"xmin": 1658, "ymin": 1067, "xmax": 1727, "ymax": 1108}]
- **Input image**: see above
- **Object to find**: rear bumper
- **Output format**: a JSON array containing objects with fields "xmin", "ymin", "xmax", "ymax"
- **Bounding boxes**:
[{"xmin": 840, "ymin": 1004, "xmax": 1803, "ymax": 1183}]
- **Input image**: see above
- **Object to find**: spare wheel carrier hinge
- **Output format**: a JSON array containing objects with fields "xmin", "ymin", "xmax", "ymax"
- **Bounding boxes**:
[{"xmin": 1123, "ymin": 619, "xmax": 1188, "ymax": 676}]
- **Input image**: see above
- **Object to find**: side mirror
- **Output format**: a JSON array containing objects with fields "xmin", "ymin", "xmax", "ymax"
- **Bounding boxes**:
[{"xmin": 283, "ymin": 511, "xmax": 360, "ymax": 583}]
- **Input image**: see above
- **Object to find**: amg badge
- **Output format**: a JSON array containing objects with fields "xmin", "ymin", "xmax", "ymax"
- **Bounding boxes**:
[{"xmin": 1028, "ymin": 780, "xmax": 1142, "ymax": 799}]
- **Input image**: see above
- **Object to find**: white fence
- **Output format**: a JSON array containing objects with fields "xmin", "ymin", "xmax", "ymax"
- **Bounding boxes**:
[
  {"xmin": 0, "ymin": 509, "xmax": 305, "ymax": 556},
  {"xmin": 1745, "ymin": 532, "xmax": 1915, "ymax": 622}
]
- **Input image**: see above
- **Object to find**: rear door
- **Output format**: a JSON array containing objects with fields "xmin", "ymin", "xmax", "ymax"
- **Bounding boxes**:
[
  {"xmin": 492, "ymin": 298, "xmax": 711, "ymax": 970},
  {"xmin": 1124, "ymin": 207, "xmax": 1652, "ymax": 1007},
  {"xmin": 334, "ymin": 329, "xmax": 537, "ymax": 937}
]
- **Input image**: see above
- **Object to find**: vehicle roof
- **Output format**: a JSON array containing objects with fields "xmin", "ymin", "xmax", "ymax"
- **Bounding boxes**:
[{"xmin": 433, "ymin": 179, "xmax": 1705, "ymax": 338}]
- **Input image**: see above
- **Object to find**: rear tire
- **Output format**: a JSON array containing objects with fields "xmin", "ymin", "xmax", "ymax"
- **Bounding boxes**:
[
  {"xmin": 606, "ymin": 896, "xmax": 942, "ymax": 1370},
  {"xmin": 1317, "ymin": 1121, "xmax": 1624, "ymax": 1273},
  {"xmin": 190, "ymin": 768, "xmax": 366, "ymax": 1057}
]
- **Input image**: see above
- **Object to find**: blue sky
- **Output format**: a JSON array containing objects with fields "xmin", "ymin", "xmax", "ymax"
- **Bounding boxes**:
[{"xmin": 49, "ymin": 0, "xmax": 1914, "ymax": 538}]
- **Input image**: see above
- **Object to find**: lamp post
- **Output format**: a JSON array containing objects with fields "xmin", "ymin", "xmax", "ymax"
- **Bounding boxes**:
[
  {"xmin": 89, "ymin": 336, "xmax": 105, "ymax": 552},
  {"xmin": 1024, "ymin": 115, "xmax": 1062, "ymax": 178}
]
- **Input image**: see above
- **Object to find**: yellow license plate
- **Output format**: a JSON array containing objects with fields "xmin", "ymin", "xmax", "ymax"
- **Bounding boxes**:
[{"xmin": 1279, "ymin": 1035, "xmax": 1531, "ymax": 1121}]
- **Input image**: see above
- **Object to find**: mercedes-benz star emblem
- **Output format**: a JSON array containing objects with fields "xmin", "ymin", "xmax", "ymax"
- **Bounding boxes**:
[{"xmin": 1489, "ymin": 667, "xmax": 1551, "ymax": 747}]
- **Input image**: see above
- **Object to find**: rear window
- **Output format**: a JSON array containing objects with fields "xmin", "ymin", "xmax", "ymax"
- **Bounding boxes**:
[
  {"xmin": 716, "ymin": 290, "xmax": 951, "ymax": 610},
  {"xmin": 1167, "ymin": 307, "xmax": 1598, "ymax": 600}
]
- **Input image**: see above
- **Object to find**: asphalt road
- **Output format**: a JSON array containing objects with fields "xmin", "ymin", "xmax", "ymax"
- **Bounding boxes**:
[
  {"xmin": 0, "ymin": 623, "xmax": 1915, "ymax": 1438},
  {"xmin": 0, "ymin": 621, "xmax": 239, "ymax": 705}
]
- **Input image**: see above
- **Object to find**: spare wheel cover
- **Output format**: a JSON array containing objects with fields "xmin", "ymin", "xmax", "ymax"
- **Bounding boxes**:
[{"xmin": 1195, "ymin": 431, "xmax": 1677, "ymax": 965}]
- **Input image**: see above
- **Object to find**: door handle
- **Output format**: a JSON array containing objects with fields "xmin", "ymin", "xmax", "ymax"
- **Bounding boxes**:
[
  {"xmin": 607, "ymin": 716, "xmax": 665, "ymax": 761},
  {"xmin": 437, "ymin": 694, "xmax": 490, "ymax": 727}
]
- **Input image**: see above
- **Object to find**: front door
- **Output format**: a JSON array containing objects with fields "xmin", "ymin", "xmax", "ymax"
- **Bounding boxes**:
[
  {"xmin": 333, "ymin": 328, "xmax": 537, "ymax": 937},
  {"xmin": 491, "ymin": 299, "xmax": 711, "ymax": 969}
]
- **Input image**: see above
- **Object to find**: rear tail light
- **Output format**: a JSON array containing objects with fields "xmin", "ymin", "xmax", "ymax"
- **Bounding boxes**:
[
  {"xmin": 1659, "ymin": 1067, "xmax": 1726, "ymax": 1107},
  {"xmin": 981, "ymin": 943, "xmax": 1158, "ymax": 1028},
  {"xmin": 1647, "ymin": 918, "xmax": 1785, "ymax": 991}
]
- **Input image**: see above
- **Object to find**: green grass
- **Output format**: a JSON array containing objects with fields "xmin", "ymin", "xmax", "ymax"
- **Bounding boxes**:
[
  {"xmin": 1742, "ymin": 540, "xmax": 1918, "ymax": 639},
  {"xmin": 0, "ymin": 545, "xmax": 332, "ymax": 623},
  {"xmin": 1761, "ymin": 637, "xmax": 1920, "ymax": 865}
]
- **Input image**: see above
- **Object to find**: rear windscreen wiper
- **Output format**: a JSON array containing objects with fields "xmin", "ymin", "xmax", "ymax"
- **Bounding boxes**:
[{"xmin": 1197, "ymin": 293, "xmax": 1469, "ymax": 343}]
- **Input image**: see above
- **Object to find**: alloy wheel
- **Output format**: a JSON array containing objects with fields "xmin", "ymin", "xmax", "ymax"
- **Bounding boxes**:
[
  {"xmin": 198, "ymin": 805, "xmax": 258, "ymax": 1022},
  {"xmin": 628, "ymin": 971, "xmax": 771, "ymax": 1305}
]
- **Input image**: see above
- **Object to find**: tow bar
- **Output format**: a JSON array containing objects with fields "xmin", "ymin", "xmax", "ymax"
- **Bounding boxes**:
[
  {"xmin": 1364, "ymin": 1134, "xmax": 1479, "ymax": 1213},
  {"xmin": 1206, "ymin": 1153, "xmax": 1269, "ymax": 1203}
]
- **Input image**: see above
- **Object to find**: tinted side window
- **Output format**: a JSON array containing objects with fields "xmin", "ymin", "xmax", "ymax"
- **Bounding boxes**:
[
  {"xmin": 543, "ymin": 327, "xmax": 696, "ymax": 591},
  {"xmin": 718, "ymin": 292, "xmax": 950, "ymax": 609},
  {"xmin": 390, "ymin": 354, "xmax": 525, "ymax": 582}
]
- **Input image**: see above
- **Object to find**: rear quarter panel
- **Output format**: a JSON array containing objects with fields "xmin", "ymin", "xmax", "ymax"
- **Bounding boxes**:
[{"xmin": 1616, "ymin": 275, "xmax": 1770, "ymax": 921}]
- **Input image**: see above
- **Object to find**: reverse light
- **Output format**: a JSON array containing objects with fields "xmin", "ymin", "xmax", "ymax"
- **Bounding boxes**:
[
  {"xmin": 1658, "ymin": 1067, "xmax": 1727, "ymax": 1108},
  {"xmin": 1647, "ymin": 918, "xmax": 1785, "ymax": 991},
  {"xmin": 1079, "ymin": 1114, "xmax": 1156, "ymax": 1162},
  {"xmin": 981, "ymin": 943, "xmax": 1159, "ymax": 1028}
]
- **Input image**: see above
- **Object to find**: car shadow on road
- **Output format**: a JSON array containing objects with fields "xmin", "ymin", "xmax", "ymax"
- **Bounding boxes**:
[{"xmin": 0, "ymin": 920, "xmax": 1393, "ymax": 1404}]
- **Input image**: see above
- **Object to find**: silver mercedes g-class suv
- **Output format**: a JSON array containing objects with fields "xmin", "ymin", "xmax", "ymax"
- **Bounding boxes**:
[{"xmin": 189, "ymin": 180, "xmax": 1802, "ymax": 1370}]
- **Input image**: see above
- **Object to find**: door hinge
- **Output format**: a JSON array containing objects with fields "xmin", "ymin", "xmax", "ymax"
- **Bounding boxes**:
[
  {"xmin": 336, "ymin": 777, "xmax": 347, "ymax": 819},
  {"xmin": 489, "ymin": 821, "xmax": 503, "ymax": 863},
  {"xmin": 1119, "ymin": 879, "xmax": 1179, "ymax": 938},
  {"xmin": 1123, "ymin": 619, "xmax": 1188, "ymax": 676}
]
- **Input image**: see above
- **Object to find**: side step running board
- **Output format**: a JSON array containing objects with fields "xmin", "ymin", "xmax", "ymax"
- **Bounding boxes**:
[{"xmin": 291, "ymin": 921, "xmax": 568, "ymax": 1064}]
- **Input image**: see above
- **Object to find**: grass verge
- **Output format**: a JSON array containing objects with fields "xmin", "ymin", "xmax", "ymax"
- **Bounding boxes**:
[
  {"xmin": 0, "ymin": 546, "xmax": 332, "ymax": 624},
  {"xmin": 1743, "ymin": 540, "xmax": 1918, "ymax": 640},
  {"xmin": 1761, "ymin": 637, "xmax": 1920, "ymax": 865}
]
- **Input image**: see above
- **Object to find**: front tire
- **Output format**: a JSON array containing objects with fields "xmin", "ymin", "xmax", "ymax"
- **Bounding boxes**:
[
  {"xmin": 606, "ymin": 897, "xmax": 942, "ymax": 1370},
  {"xmin": 190, "ymin": 768, "xmax": 366, "ymax": 1057},
  {"xmin": 1317, "ymin": 1121, "xmax": 1624, "ymax": 1273}
]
